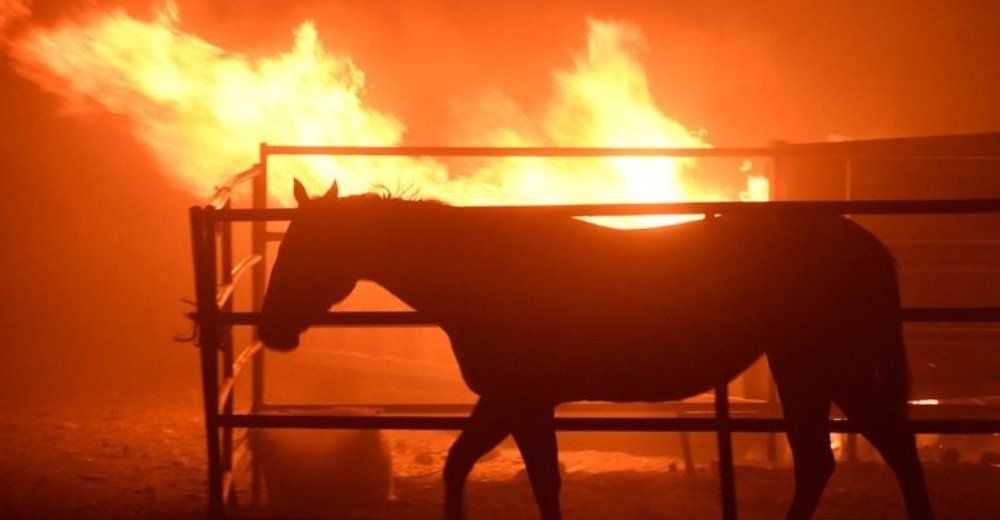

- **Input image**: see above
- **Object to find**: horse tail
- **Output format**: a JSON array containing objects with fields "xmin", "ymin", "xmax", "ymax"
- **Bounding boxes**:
[
  {"xmin": 877, "ymin": 306, "xmax": 910, "ymax": 416},
  {"xmin": 873, "ymin": 256, "xmax": 910, "ymax": 416}
]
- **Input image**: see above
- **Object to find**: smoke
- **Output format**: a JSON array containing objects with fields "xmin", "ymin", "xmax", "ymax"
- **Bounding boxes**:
[{"xmin": 0, "ymin": 0, "xmax": 30, "ymax": 34}]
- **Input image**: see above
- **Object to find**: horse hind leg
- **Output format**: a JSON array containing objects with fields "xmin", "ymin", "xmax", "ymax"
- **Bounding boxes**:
[
  {"xmin": 510, "ymin": 403, "xmax": 561, "ymax": 520},
  {"xmin": 444, "ymin": 398, "xmax": 510, "ymax": 520},
  {"xmin": 833, "ymin": 307, "xmax": 934, "ymax": 520},
  {"xmin": 769, "ymin": 353, "xmax": 836, "ymax": 520},
  {"xmin": 834, "ymin": 376, "xmax": 934, "ymax": 519}
]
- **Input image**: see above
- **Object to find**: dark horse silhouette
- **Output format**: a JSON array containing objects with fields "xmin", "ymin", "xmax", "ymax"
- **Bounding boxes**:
[{"xmin": 259, "ymin": 180, "xmax": 934, "ymax": 520}]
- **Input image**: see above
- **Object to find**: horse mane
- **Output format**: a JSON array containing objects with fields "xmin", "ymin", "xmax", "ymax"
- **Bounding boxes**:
[
  {"xmin": 370, "ymin": 182, "xmax": 422, "ymax": 201},
  {"xmin": 340, "ymin": 183, "xmax": 446, "ymax": 207}
]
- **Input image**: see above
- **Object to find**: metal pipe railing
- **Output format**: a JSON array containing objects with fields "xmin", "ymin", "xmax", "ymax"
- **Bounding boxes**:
[
  {"xmin": 215, "ymin": 413, "xmax": 1000, "ymax": 434},
  {"xmin": 250, "ymin": 400, "xmax": 1000, "ymax": 417},
  {"xmin": 218, "ymin": 307, "xmax": 1000, "ymax": 326},
  {"xmin": 259, "ymin": 144, "xmax": 1000, "ymax": 160},
  {"xmin": 210, "ymin": 164, "xmax": 260, "ymax": 209},
  {"xmin": 215, "ymin": 342, "xmax": 265, "ymax": 413},
  {"xmin": 214, "ymin": 254, "xmax": 261, "ymax": 308},
  {"xmin": 212, "ymin": 198, "xmax": 1000, "ymax": 223}
]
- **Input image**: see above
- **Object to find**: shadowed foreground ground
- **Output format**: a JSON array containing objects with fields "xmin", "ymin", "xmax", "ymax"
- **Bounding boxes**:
[{"xmin": 0, "ymin": 392, "xmax": 997, "ymax": 519}]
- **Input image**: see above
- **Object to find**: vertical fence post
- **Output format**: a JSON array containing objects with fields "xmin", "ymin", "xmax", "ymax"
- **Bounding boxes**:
[
  {"xmin": 716, "ymin": 383, "xmax": 738, "ymax": 520},
  {"xmin": 219, "ymin": 201, "xmax": 235, "ymax": 504},
  {"xmin": 190, "ymin": 207, "xmax": 225, "ymax": 519},
  {"xmin": 249, "ymin": 143, "xmax": 269, "ymax": 506},
  {"xmin": 844, "ymin": 158, "xmax": 854, "ymax": 202},
  {"xmin": 766, "ymin": 144, "xmax": 784, "ymax": 467},
  {"xmin": 843, "ymin": 157, "xmax": 859, "ymax": 462},
  {"xmin": 678, "ymin": 410, "xmax": 695, "ymax": 476},
  {"xmin": 766, "ymin": 377, "xmax": 779, "ymax": 466},
  {"xmin": 769, "ymin": 140, "xmax": 788, "ymax": 201},
  {"xmin": 251, "ymin": 145, "xmax": 268, "ymax": 409}
]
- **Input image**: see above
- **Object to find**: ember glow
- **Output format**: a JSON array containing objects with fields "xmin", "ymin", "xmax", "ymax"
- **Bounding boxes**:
[{"xmin": 6, "ymin": 2, "xmax": 767, "ymax": 226}]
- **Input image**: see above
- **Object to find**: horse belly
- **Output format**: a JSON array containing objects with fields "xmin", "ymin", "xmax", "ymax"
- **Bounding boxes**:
[
  {"xmin": 557, "ymin": 336, "xmax": 763, "ymax": 402},
  {"xmin": 454, "ymin": 323, "xmax": 764, "ymax": 404}
]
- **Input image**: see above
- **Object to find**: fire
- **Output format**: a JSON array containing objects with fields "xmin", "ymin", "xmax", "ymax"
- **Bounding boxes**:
[
  {"xmin": 6, "ymin": 3, "xmax": 423, "ymax": 200},
  {"xmin": 739, "ymin": 160, "xmax": 770, "ymax": 202},
  {"xmin": 5, "ymin": 3, "xmax": 767, "ymax": 226}
]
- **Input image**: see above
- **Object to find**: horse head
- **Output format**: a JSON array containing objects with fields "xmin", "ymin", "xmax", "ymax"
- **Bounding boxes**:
[{"xmin": 258, "ymin": 179, "xmax": 359, "ymax": 351}]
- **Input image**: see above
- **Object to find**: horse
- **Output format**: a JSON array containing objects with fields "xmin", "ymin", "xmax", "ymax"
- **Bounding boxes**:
[{"xmin": 258, "ymin": 180, "xmax": 934, "ymax": 520}]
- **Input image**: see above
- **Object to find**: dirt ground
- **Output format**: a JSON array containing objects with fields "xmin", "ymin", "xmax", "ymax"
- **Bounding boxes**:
[{"xmin": 0, "ymin": 391, "xmax": 997, "ymax": 520}]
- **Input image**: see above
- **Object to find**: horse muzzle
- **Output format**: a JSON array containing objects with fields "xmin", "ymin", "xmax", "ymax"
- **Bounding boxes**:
[{"xmin": 258, "ymin": 323, "xmax": 301, "ymax": 351}]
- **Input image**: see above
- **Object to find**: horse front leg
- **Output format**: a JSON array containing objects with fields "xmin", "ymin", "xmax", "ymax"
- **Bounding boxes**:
[
  {"xmin": 511, "ymin": 403, "xmax": 561, "ymax": 520},
  {"xmin": 443, "ymin": 398, "xmax": 509, "ymax": 520}
]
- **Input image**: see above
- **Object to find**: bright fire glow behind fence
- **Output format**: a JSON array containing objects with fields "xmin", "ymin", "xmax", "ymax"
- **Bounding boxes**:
[{"xmin": 7, "ymin": 2, "xmax": 767, "ymax": 228}]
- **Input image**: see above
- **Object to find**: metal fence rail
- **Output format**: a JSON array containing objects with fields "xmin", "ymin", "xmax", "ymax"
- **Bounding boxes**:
[{"xmin": 189, "ymin": 142, "xmax": 1000, "ymax": 520}]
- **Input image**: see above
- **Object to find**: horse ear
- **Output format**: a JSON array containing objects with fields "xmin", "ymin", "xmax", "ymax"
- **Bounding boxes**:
[
  {"xmin": 292, "ymin": 179, "xmax": 310, "ymax": 206},
  {"xmin": 323, "ymin": 180, "xmax": 339, "ymax": 200}
]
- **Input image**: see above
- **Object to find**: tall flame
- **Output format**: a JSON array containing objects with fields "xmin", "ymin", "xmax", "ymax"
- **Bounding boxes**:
[{"xmin": 5, "ymin": 3, "xmax": 767, "ymax": 226}]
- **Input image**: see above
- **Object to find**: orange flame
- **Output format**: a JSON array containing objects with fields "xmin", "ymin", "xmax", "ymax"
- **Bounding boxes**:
[
  {"xmin": 0, "ymin": 0, "xmax": 28, "ymax": 41},
  {"xmin": 6, "ymin": 3, "xmax": 767, "ymax": 227}
]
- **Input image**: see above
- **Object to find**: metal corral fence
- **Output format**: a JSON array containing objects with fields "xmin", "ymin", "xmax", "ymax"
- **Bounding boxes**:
[{"xmin": 188, "ymin": 141, "xmax": 1000, "ymax": 519}]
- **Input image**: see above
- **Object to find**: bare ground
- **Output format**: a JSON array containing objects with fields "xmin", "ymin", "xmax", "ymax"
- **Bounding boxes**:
[{"xmin": 0, "ymin": 392, "xmax": 997, "ymax": 520}]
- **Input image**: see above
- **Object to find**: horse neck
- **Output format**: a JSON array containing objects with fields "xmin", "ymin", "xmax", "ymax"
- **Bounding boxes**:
[
  {"xmin": 361, "ymin": 204, "xmax": 467, "ymax": 312},
  {"xmin": 363, "ymin": 205, "xmax": 582, "ymax": 316}
]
